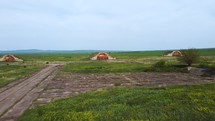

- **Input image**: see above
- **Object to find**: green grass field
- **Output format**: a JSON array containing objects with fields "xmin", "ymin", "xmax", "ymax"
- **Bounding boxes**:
[
  {"xmin": 1, "ymin": 48, "xmax": 213, "ymax": 62},
  {"xmin": 0, "ymin": 62, "xmax": 44, "ymax": 87},
  {"xmin": 198, "ymin": 48, "xmax": 215, "ymax": 56},
  {"xmin": 1, "ymin": 48, "xmax": 215, "ymax": 86},
  {"xmin": 1, "ymin": 48, "xmax": 215, "ymax": 120},
  {"xmin": 62, "ymin": 62, "xmax": 146, "ymax": 73},
  {"xmin": 18, "ymin": 83, "xmax": 215, "ymax": 121},
  {"xmin": 18, "ymin": 53, "xmax": 89, "ymax": 62},
  {"xmin": 61, "ymin": 61, "xmax": 188, "ymax": 74}
]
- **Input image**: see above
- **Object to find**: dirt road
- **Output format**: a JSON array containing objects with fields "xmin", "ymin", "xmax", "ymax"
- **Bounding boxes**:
[{"xmin": 0, "ymin": 64, "xmax": 61, "ymax": 121}]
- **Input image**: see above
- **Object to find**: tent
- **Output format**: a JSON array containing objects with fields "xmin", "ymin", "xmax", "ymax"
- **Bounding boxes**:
[
  {"xmin": 90, "ymin": 52, "xmax": 116, "ymax": 60},
  {"xmin": 0, "ymin": 55, "xmax": 23, "ymax": 62},
  {"xmin": 164, "ymin": 51, "xmax": 182, "ymax": 57}
]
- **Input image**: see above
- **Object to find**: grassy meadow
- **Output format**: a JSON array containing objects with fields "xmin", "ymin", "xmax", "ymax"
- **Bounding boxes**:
[
  {"xmin": 18, "ymin": 83, "xmax": 215, "ymax": 121},
  {"xmin": 0, "ymin": 62, "xmax": 45, "ymax": 87},
  {"xmin": 0, "ymin": 48, "xmax": 215, "ymax": 88},
  {"xmin": 1, "ymin": 48, "xmax": 215, "ymax": 121},
  {"xmin": 61, "ymin": 61, "xmax": 188, "ymax": 74},
  {"xmin": 0, "ymin": 48, "xmax": 215, "ymax": 87},
  {"xmin": 1, "ymin": 48, "xmax": 214, "ymax": 63},
  {"xmin": 18, "ymin": 53, "xmax": 90, "ymax": 62}
]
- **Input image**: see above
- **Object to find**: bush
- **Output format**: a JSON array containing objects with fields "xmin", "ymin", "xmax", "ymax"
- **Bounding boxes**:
[
  {"xmin": 177, "ymin": 49, "xmax": 200, "ymax": 66},
  {"xmin": 201, "ymin": 73, "xmax": 211, "ymax": 77},
  {"xmin": 146, "ymin": 61, "xmax": 188, "ymax": 73},
  {"xmin": 153, "ymin": 60, "xmax": 166, "ymax": 68},
  {"xmin": 114, "ymin": 81, "xmax": 122, "ymax": 86},
  {"xmin": 198, "ymin": 63, "xmax": 209, "ymax": 68}
]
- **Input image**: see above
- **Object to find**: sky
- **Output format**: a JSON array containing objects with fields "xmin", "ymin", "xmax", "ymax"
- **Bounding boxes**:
[{"xmin": 0, "ymin": 0, "xmax": 215, "ymax": 51}]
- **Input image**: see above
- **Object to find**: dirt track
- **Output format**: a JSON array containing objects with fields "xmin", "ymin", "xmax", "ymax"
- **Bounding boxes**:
[{"xmin": 0, "ymin": 64, "xmax": 61, "ymax": 121}]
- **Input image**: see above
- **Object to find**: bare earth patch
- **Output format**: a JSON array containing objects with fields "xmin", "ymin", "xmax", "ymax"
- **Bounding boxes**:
[{"xmin": 33, "ymin": 72, "xmax": 215, "ymax": 107}]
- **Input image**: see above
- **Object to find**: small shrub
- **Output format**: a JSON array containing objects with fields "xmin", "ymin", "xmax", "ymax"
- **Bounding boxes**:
[
  {"xmin": 37, "ymin": 108, "xmax": 44, "ymax": 120},
  {"xmin": 201, "ymin": 68, "xmax": 215, "ymax": 77},
  {"xmin": 201, "ymin": 73, "xmax": 211, "ymax": 77},
  {"xmin": 177, "ymin": 48, "xmax": 200, "ymax": 66},
  {"xmin": 153, "ymin": 60, "xmax": 166, "ymax": 68},
  {"xmin": 198, "ymin": 63, "xmax": 209, "ymax": 68},
  {"xmin": 146, "ymin": 64, "xmax": 188, "ymax": 73},
  {"xmin": 114, "ymin": 81, "xmax": 122, "ymax": 86},
  {"xmin": 199, "ymin": 57, "xmax": 209, "ymax": 63},
  {"xmin": 46, "ymin": 62, "xmax": 49, "ymax": 64}
]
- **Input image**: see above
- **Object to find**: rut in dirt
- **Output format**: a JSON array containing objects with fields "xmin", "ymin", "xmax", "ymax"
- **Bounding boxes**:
[{"xmin": 0, "ymin": 64, "xmax": 61, "ymax": 121}]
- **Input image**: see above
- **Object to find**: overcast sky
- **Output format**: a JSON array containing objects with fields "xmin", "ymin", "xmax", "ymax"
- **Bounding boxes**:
[{"xmin": 0, "ymin": 0, "xmax": 215, "ymax": 51}]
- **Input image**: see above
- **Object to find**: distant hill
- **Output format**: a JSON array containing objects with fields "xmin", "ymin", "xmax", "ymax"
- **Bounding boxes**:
[
  {"xmin": 0, "ymin": 48, "xmax": 214, "ymax": 55},
  {"xmin": 0, "ymin": 49, "xmax": 118, "ymax": 54}
]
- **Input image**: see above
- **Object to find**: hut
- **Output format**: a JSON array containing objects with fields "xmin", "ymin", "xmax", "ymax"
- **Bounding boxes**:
[
  {"xmin": 164, "ymin": 51, "xmax": 182, "ymax": 57},
  {"xmin": 0, "ymin": 55, "xmax": 23, "ymax": 62},
  {"xmin": 90, "ymin": 52, "xmax": 116, "ymax": 60}
]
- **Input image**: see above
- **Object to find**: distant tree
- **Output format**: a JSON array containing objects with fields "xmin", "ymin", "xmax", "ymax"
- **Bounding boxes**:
[{"xmin": 177, "ymin": 48, "xmax": 200, "ymax": 66}]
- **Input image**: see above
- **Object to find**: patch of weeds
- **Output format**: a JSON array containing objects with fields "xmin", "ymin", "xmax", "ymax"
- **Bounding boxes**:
[
  {"xmin": 198, "ymin": 62, "xmax": 215, "ymax": 69},
  {"xmin": 198, "ymin": 63, "xmax": 210, "ymax": 68},
  {"xmin": 37, "ymin": 107, "xmax": 44, "ymax": 121},
  {"xmin": 114, "ymin": 81, "xmax": 122, "ymax": 86},
  {"xmin": 201, "ymin": 73, "xmax": 211, "ymax": 77},
  {"xmin": 201, "ymin": 68, "xmax": 215, "ymax": 77},
  {"xmin": 153, "ymin": 60, "xmax": 166, "ymax": 68},
  {"xmin": 146, "ymin": 64, "xmax": 188, "ymax": 73}
]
